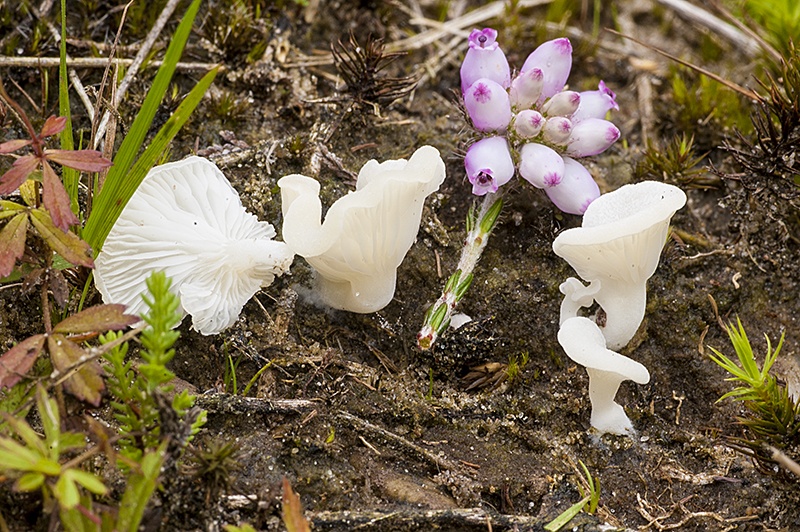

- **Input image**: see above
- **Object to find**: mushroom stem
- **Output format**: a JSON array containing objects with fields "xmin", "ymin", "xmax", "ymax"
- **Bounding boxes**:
[
  {"xmin": 585, "ymin": 367, "xmax": 635, "ymax": 435},
  {"xmin": 592, "ymin": 278, "xmax": 647, "ymax": 351}
]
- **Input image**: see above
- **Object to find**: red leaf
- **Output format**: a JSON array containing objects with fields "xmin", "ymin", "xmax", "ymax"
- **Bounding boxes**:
[
  {"xmin": 46, "ymin": 150, "xmax": 113, "ymax": 173},
  {"xmin": 282, "ymin": 478, "xmax": 311, "ymax": 532},
  {"xmin": 29, "ymin": 209, "xmax": 94, "ymax": 268},
  {"xmin": 53, "ymin": 304, "xmax": 139, "ymax": 334},
  {"xmin": 0, "ymin": 156, "xmax": 39, "ymax": 195},
  {"xmin": 41, "ymin": 162, "xmax": 79, "ymax": 230},
  {"xmin": 39, "ymin": 116, "xmax": 67, "ymax": 138},
  {"xmin": 0, "ymin": 139, "xmax": 32, "ymax": 154},
  {"xmin": 0, "ymin": 335, "xmax": 45, "ymax": 389},
  {"xmin": 48, "ymin": 334, "xmax": 104, "ymax": 406},
  {"xmin": 0, "ymin": 213, "xmax": 28, "ymax": 277}
]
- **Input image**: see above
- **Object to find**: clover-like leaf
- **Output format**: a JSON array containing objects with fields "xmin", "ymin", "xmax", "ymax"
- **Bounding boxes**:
[
  {"xmin": 0, "ymin": 213, "xmax": 28, "ymax": 278},
  {"xmin": 29, "ymin": 208, "xmax": 93, "ymax": 268},
  {"xmin": 0, "ymin": 200, "xmax": 27, "ymax": 219},
  {"xmin": 54, "ymin": 304, "xmax": 139, "ymax": 334},
  {"xmin": 0, "ymin": 138, "xmax": 33, "ymax": 154},
  {"xmin": 0, "ymin": 334, "xmax": 45, "ymax": 389},
  {"xmin": 48, "ymin": 334, "xmax": 105, "ymax": 407},
  {"xmin": 39, "ymin": 116, "xmax": 67, "ymax": 138},
  {"xmin": 282, "ymin": 477, "xmax": 311, "ymax": 532}
]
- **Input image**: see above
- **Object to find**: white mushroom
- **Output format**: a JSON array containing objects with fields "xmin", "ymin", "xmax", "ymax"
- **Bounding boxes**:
[
  {"xmin": 552, "ymin": 181, "xmax": 686, "ymax": 349},
  {"xmin": 278, "ymin": 146, "xmax": 445, "ymax": 313},
  {"xmin": 558, "ymin": 316, "xmax": 650, "ymax": 435},
  {"xmin": 94, "ymin": 156, "xmax": 294, "ymax": 335}
]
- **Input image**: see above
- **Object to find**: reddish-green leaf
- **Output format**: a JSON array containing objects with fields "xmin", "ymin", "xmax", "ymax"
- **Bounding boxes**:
[
  {"xmin": 0, "ymin": 155, "xmax": 39, "ymax": 195},
  {"xmin": 282, "ymin": 478, "xmax": 311, "ymax": 532},
  {"xmin": 39, "ymin": 115, "xmax": 67, "ymax": 138},
  {"xmin": 46, "ymin": 149, "xmax": 113, "ymax": 173},
  {"xmin": 0, "ymin": 213, "xmax": 28, "ymax": 277},
  {"xmin": 29, "ymin": 208, "xmax": 94, "ymax": 268},
  {"xmin": 0, "ymin": 334, "xmax": 45, "ymax": 388},
  {"xmin": 41, "ymin": 161, "xmax": 78, "ymax": 230},
  {"xmin": 53, "ymin": 304, "xmax": 139, "ymax": 334},
  {"xmin": 48, "ymin": 334, "xmax": 104, "ymax": 406},
  {"xmin": 0, "ymin": 138, "xmax": 32, "ymax": 154}
]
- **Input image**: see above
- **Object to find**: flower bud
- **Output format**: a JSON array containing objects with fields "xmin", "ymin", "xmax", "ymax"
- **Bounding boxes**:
[
  {"xmin": 572, "ymin": 81, "xmax": 619, "ymax": 123},
  {"xmin": 542, "ymin": 116, "xmax": 572, "ymax": 145},
  {"xmin": 513, "ymin": 110, "xmax": 544, "ymax": 139},
  {"xmin": 565, "ymin": 118, "xmax": 620, "ymax": 157},
  {"xmin": 461, "ymin": 28, "xmax": 511, "ymax": 94},
  {"xmin": 509, "ymin": 68, "xmax": 543, "ymax": 110},
  {"xmin": 542, "ymin": 91, "xmax": 580, "ymax": 118},
  {"xmin": 465, "ymin": 137, "xmax": 515, "ymax": 196},
  {"xmin": 521, "ymin": 38, "xmax": 573, "ymax": 102},
  {"xmin": 519, "ymin": 142, "xmax": 565, "ymax": 188},
  {"xmin": 464, "ymin": 78, "xmax": 512, "ymax": 132},
  {"xmin": 544, "ymin": 157, "xmax": 600, "ymax": 215}
]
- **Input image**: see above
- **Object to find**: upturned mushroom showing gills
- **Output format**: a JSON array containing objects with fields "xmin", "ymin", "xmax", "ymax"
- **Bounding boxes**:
[
  {"xmin": 552, "ymin": 181, "xmax": 686, "ymax": 350},
  {"xmin": 558, "ymin": 316, "xmax": 650, "ymax": 435},
  {"xmin": 278, "ymin": 146, "xmax": 445, "ymax": 313},
  {"xmin": 94, "ymin": 157, "xmax": 294, "ymax": 335}
]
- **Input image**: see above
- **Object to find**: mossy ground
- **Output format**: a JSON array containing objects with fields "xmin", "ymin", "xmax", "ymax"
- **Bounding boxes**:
[{"xmin": 1, "ymin": 0, "xmax": 799, "ymax": 530}]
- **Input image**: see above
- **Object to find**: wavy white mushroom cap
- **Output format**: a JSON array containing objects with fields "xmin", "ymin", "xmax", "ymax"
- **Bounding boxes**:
[
  {"xmin": 278, "ymin": 145, "xmax": 446, "ymax": 313},
  {"xmin": 552, "ymin": 181, "xmax": 686, "ymax": 285},
  {"xmin": 94, "ymin": 156, "xmax": 294, "ymax": 335}
]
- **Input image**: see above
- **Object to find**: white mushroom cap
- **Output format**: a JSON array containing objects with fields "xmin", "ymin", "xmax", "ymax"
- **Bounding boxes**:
[
  {"xmin": 553, "ymin": 181, "xmax": 686, "ymax": 285},
  {"xmin": 552, "ymin": 181, "xmax": 686, "ymax": 349},
  {"xmin": 558, "ymin": 316, "xmax": 650, "ymax": 435},
  {"xmin": 278, "ymin": 146, "xmax": 445, "ymax": 313},
  {"xmin": 95, "ymin": 156, "xmax": 294, "ymax": 335}
]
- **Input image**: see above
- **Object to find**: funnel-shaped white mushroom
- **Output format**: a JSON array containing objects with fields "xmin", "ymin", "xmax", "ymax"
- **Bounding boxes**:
[
  {"xmin": 558, "ymin": 316, "xmax": 650, "ymax": 435},
  {"xmin": 552, "ymin": 181, "xmax": 686, "ymax": 350},
  {"xmin": 95, "ymin": 157, "xmax": 294, "ymax": 335},
  {"xmin": 278, "ymin": 146, "xmax": 445, "ymax": 313}
]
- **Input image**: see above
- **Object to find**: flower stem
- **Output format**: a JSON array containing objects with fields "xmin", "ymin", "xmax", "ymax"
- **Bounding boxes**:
[{"xmin": 417, "ymin": 191, "xmax": 503, "ymax": 350}]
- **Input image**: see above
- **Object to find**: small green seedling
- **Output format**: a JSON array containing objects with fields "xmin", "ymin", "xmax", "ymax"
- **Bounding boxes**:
[{"xmin": 544, "ymin": 460, "xmax": 600, "ymax": 532}]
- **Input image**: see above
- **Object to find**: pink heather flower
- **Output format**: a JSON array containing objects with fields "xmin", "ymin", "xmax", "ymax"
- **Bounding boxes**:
[
  {"xmin": 572, "ymin": 81, "xmax": 619, "ymax": 123},
  {"xmin": 544, "ymin": 157, "xmax": 600, "ymax": 215},
  {"xmin": 464, "ymin": 137, "xmax": 515, "ymax": 196},
  {"xmin": 542, "ymin": 116, "xmax": 572, "ymax": 145},
  {"xmin": 542, "ymin": 91, "xmax": 580, "ymax": 118},
  {"xmin": 460, "ymin": 28, "xmax": 511, "ymax": 94},
  {"xmin": 464, "ymin": 78, "xmax": 512, "ymax": 132},
  {"xmin": 520, "ymin": 38, "xmax": 573, "ymax": 102},
  {"xmin": 519, "ymin": 142, "xmax": 565, "ymax": 189},
  {"xmin": 513, "ymin": 110, "xmax": 544, "ymax": 138},
  {"xmin": 565, "ymin": 118, "xmax": 620, "ymax": 157},
  {"xmin": 509, "ymin": 68, "xmax": 543, "ymax": 110}
]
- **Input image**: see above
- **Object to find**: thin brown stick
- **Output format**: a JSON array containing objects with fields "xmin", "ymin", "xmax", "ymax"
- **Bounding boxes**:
[
  {"xmin": 606, "ymin": 28, "xmax": 759, "ymax": 100},
  {"xmin": 0, "ymin": 56, "xmax": 221, "ymax": 72}
]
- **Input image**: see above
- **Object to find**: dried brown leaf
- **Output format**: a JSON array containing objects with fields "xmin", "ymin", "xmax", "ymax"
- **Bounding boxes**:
[
  {"xmin": 21, "ymin": 268, "xmax": 44, "ymax": 295},
  {"xmin": 48, "ymin": 334, "xmax": 104, "ymax": 406},
  {"xmin": 0, "ymin": 213, "xmax": 28, "ymax": 277},
  {"xmin": 282, "ymin": 477, "xmax": 311, "ymax": 532},
  {"xmin": 29, "ymin": 208, "xmax": 94, "ymax": 268},
  {"xmin": 53, "ymin": 304, "xmax": 139, "ymax": 335},
  {"xmin": 0, "ymin": 334, "xmax": 45, "ymax": 388}
]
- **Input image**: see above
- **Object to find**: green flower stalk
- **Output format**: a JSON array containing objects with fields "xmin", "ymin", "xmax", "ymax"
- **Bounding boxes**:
[{"xmin": 417, "ymin": 192, "xmax": 502, "ymax": 350}]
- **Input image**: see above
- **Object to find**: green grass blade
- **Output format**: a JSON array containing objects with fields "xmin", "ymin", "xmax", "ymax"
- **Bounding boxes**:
[
  {"xmin": 544, "ymin": 495, "xmax": 591, "ymax": 532},
  {"xmin": 83, "ymin": 0, "xmax": 204, "ymax": 251},
  {"xmin": 59, "ymin": 0, "xmax": 79, "ymax": 217}
]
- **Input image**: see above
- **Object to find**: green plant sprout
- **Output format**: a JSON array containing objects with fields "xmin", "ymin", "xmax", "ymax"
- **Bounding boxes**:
[
  {"xmin": 102, "ymin": 270, "xmax": 205, "ymax": 463},
  {"xmin": 544, "ymin": 460, "xmax": 600, "ymax": 531},
  {"xmin": 708, "ymin": 318, "xmax": 800, "ymax": 466},
  {"xmin": 224, "ymin": 345, "xmax": 274, "ymax": 396},
  {"xmin": 637, "ymin": 133, "xmax": 719, "ymax": 189}
]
